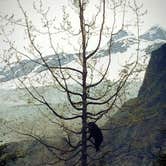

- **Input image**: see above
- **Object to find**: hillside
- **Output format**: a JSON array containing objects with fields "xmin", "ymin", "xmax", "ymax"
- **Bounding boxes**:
[{"xmin": 102, "ymin": 44, "xmax": 166, "ymax": 165}]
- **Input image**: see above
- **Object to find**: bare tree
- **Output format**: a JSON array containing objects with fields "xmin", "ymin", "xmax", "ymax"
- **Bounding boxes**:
[{"xmin": 0, "ymin": 0, "xmax": 145, "ymax": 165}]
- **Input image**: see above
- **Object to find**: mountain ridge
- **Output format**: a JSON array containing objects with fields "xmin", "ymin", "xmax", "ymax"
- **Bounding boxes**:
[
  {"xmin": 140, "ymin": 25, "xmax": 166, "ymax": 41},
  {"xmin": 0, "ymin": 25, "xmax": 166, "ymax": 87}
]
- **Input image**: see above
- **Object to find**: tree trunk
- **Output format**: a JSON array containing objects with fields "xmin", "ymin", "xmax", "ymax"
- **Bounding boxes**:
[
  {"xmin": 81, "ymin": 43, "xmax": 88, "ymax": 166},
  {"xmin": 79, "ymin": 1, "xmax": 88, "ymax": 165},
  {"xmin": 81, "ymin": 104, "xmax": 87, "ymax": 166}
]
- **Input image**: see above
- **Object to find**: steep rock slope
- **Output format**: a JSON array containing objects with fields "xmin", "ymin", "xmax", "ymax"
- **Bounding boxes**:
[{"xmin": 103, "ymin": 44, "xmax": 166, "ymax": 166}]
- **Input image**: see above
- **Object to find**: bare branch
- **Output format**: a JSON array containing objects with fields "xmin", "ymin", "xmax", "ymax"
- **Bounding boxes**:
[{"xmin": 86, "ymin": 0, "xmax": 105, "ymax": 59}]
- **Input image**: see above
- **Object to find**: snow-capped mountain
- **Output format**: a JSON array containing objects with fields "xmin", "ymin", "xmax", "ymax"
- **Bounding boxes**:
[
  {"xmin": 140, "ymin": 25, "xmax": 166, "ymax": 41},
  {"xmin": 0, "ymin": 25, "xmax": 166, "ymax": 87},
  {"xmin": 0, "ymin": 53, "xmax": 75, "ymax": 82}
]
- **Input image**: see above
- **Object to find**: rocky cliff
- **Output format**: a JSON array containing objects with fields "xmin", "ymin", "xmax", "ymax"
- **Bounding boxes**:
[{"xmin": 103, "ymin": 44, "xmax": 166, "ymax": 165}]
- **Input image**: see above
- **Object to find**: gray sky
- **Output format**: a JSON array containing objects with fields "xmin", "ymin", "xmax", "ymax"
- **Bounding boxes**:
[
  {"xmin": 0, "ymin": 0, "xmax": 166, "ymax": 33},
  {"xmin": 140, "ymin": 0, "xmax": 166, "ymax": 31}
]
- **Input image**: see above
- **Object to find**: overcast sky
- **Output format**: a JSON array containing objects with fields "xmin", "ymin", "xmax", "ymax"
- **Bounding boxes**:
[
  {"xmin": 0, "ymin": 0, "xmax": 166, "ymax": 33},
  {"xmin": 140, "ymin": 0, "xmax": 166, "ymax": 30}
]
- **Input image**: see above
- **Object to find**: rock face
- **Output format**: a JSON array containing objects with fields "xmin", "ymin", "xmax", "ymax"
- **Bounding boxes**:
[
  {"xmin": 139, "ymin": 44, "xmax": 166, "ymax": 102},
  {"xmin": 103, "ymin": 44, "xmax": 166, "ymax": 166}
]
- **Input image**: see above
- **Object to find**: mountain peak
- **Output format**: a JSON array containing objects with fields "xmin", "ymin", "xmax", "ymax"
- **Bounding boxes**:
[{"xmin": 140, "ymin": 25, "xmax": 166, "ymax": 41}]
